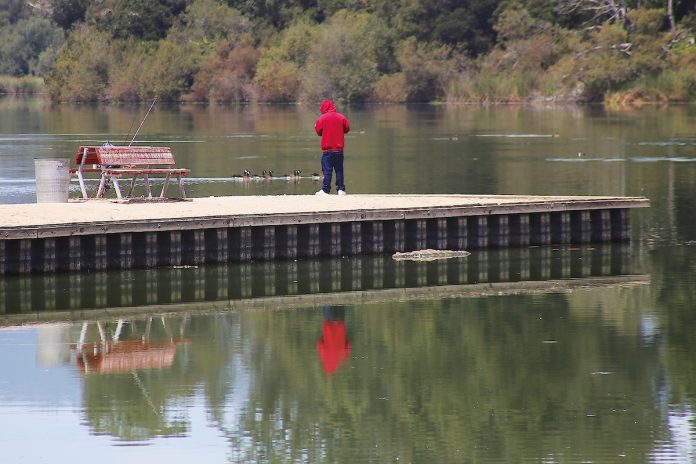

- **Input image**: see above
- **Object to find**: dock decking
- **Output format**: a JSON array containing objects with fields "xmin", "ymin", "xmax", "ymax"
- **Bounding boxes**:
[{"xmin": 0, "ymin": 194, "xmax": 649, "ymax": 274}]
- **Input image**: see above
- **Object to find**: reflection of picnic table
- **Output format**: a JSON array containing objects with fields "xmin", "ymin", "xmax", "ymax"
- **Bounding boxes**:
[
  {"xmin": 73, "ymin": 316, "xmax": 187, "ymax": 375},
  {"xmin": 70, "ymin": 146, "xmax": 190, "ymax": 199},
  {"xmin": 77, "ymin": 340, "xmax": 177, "ymax": 374}
]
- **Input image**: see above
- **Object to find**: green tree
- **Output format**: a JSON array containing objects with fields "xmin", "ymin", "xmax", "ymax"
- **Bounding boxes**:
[
  {"xmin": 393, "ymin": 0, "xmax": 498, "ymax": 55},
  {"xmin": 171, "ymin": 0, "xmax": 252, "ymax": 43},
  {"xmin": 45, "ymin": 25, "xmax": 111, "ymax": 100},
  {"xmin": 255, "ymin": 20, "xmax": 320, "ymax": 102},
  {"xmin": 374, "ymin": 37, "xmax": 457, "ymax": 102},
  {"xmin": 226, "ymin": 0, "xmax": 318, "ymax": 30},
  {"xmin": 140, "ymin": 39, "xmax": 201, "ymax": 100},
  {"xmin": 0, "ymin": 0, "xmax": 27, "ymax": 25},
  {"xmin": 86, "ymin": 0, "xmax": 188, "ymax": 41},
  {"xmin": 0, "ymin": 16, "xmax": 64, "ymax": 76},
  {"xmin": 301, "ymin": 10, "xmax": 392, "ymax": 102},
  {"xmin": 49, "ymin": 0, "xmax": 89, "ymax": 30}
]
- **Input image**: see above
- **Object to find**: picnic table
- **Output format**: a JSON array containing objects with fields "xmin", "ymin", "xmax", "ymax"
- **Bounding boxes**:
[{"xmin": 71, "ymin": 146, "xmax": 190, "ymax": 200}]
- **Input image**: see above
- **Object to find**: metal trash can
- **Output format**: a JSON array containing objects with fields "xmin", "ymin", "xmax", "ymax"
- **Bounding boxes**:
[{"xmin": 34, "ymin": 158, "xmax": 71, "ymax": 203}]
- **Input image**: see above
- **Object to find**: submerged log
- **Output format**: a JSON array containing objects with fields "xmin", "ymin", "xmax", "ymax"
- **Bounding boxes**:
[{"xmin": 392, "ymin": 249, "xmax": 471, "ymax": 261}]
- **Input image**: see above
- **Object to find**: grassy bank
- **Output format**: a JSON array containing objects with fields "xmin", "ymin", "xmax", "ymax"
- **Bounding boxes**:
[{"xmin": 0, "ymin": 76, "xmax": 45, "ymax": 96}]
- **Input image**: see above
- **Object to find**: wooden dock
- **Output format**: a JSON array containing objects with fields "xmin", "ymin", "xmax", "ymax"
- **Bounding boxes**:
[{"xmin": 0, "ymin": 194, "xmax": 649, "ymax": 274}]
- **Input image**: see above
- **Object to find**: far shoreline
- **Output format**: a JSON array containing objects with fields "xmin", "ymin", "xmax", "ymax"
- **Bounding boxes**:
[{"xmin": 0, "ymin": 92, "xmax": 686, "ymax": 110}]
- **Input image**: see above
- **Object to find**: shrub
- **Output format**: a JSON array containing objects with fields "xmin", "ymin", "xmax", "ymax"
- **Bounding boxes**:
[
  {"xmin": 394, "ymin": 37, "xmax": 457, "ymax": 102},
  {"xmin": 189, "ymin": 36, "xmax": 260, "ymax": 102},
  {"xmin": 0, "ymin": 75, "xmax": 45, "ymax": 95},
  {"xmin": 648, "ymin": 69, "xmax": 696, "ymax": 101},
  {"xmin": 372, "ymin": 73, "xmax": 408, "ymax": 103},
  {"xmin": 494, "ymin": 8, "xmax": 540, "ymax": 44},
  {"xmin": 109, "ymin": 41, "xmax": 157, "ymax": 102},
  {"xmin": 140, "ymin": 38, "xmax": 201, "ymax": 101},
  {"xmin": 254, "ymin": 21, "xmax": 319, "ymax": 102},
  {"xmin": 45, "ymin": 25, "xmax": 110, "ymax": 101},
  {"xmin": 255, "ymin": 58, "xmax": 301, "ymax": 102},
  {"xmin": 628, "ymin": 8, "xmax": 667, "ymax": 35},
  {"xmin": 605, "ymin": 86, "xmax": 667, "ymax": 107}
]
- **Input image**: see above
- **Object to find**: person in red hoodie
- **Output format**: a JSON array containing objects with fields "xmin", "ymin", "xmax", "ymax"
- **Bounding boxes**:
[{"xmin": 314, "ymin": 99, "xmax": 350, "ymax": 195}]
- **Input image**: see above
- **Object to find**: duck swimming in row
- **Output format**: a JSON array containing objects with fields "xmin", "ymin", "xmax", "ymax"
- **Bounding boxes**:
[{"xmin": 234, "ymin": 169, "xmax": 315, "ymax": 180}]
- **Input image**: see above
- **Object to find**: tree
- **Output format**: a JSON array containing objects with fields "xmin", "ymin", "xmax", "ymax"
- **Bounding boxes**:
[
  {"xmin": 85, "ymin": 0, "xmax": 188, "ymax": 41},
  {"xmin": 558, "ymin": 0, "xmax": 634, "ymax": 29},
  {"xmin": 668, "ymin": 0, "xmax": 676, "ymax": 33},
  {"xmin": 189, "ymin": 36, "xmax": 260, "ymax": 102},
  {"xmin": 0, "ymin": 0, "xmax": 28, "ymax": 25},
  {"xmin": 226, "ymin": 0, "xmax": 319, "ymax": 30},
  {"xmin": 171, "ymin": 0, "xmax": 252, "ymax": 43},
  {"xmin": 393, "ymin": 0, "xmax": 498, "ymax": 55},
  {"xmin": 0, "ymin": 16, "xmax": 64, "ymax": 76},
  {"xmin": 45, "ymin": 25, "xmax": 111, "ymax": 100},
  {"xmin": 301, "ymin": 10, "xmax": 391, "ymax": 102},
  {"xmin": 49, "ymin": 0, "xmax": 89, "ymax": 29},
  {"xmin": 255, "ymin": 20, "xmax": 320, "ymax": 102}
]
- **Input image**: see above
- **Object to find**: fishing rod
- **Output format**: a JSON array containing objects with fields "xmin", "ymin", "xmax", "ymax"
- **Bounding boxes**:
[{"xmin": 128, "ymin": 97, "xmax": 158, "ymax": 146}]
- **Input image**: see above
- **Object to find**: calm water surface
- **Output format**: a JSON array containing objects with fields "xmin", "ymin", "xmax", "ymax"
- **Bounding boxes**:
[{"xmin": 1, "ymin": 99, "xmax": 696, "ymax": 463}]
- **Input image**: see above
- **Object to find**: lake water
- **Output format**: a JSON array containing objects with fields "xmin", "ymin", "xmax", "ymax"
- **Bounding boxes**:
[{"xmin": 1, "ymin": 98, "xmax": 696, "ymax": 463}]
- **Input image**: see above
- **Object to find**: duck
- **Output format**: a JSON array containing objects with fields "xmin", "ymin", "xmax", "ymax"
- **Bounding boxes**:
[
  {"xmin": 263, "ymin": 170, "xmax": 273, "ymax": 180},
  {"xmin": 577, "ymin": 152, "xmax": 585, "ymax": 157},
  {"xmin": 311, "ymin": 172, "xmax": 322, "ymax": 180},
  {"xmin": 290, "ymin": 169, "xmax": 301, "ymax": 180},
  {"xmin": 449, "ymin": 134, "xmax": 459, "ymax": 141}
]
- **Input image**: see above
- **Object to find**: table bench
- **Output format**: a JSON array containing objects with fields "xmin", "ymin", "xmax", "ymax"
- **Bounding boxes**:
[{"xmin": 71, "ymin": 146, "xmax": 190, "ymax": 200}]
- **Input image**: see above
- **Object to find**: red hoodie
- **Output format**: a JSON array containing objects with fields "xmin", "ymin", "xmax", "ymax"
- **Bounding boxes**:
[{"xmin": 314, "ymin": 99, "xmax": 350, "ymax": 152}]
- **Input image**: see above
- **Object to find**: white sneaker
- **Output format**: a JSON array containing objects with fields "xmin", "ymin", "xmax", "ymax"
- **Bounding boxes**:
[
  {"xmin": 315, "ymin": 190, "xmax": 329, "ymax": 196},
  {"xmin": 337, "ymin": 190, "xmax": 347, "ymax": 196}
]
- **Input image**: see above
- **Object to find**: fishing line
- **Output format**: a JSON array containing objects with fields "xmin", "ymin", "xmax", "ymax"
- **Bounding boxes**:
[
  {"xmin": 122, "ymin": 111, "xmax": 138, "ymax": 146},
  {"xmin": 128, "ymin": 97, "xmax": 158, "ymax": 146}
]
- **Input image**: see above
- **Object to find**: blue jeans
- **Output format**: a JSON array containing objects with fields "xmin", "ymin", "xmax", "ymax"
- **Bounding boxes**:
[{"xmin": 321, "ymin": 150, "xmax": 345, "ymax": 193}]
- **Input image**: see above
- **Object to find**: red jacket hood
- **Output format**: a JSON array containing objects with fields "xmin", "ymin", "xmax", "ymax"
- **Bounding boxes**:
[{"xmin": 320, "ymin": 99, "xmax": 336, "ymax": 114}]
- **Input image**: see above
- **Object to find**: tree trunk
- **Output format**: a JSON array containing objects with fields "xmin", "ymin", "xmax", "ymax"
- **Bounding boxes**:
[{"xmin": 667, "ymin": 0, "xmax": 676, "ymax": 35}]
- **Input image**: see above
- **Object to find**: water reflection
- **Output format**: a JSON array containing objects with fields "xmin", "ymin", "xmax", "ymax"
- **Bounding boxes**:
[
  {"xmin": 0, "ymin": 275, "xmax": 672, "ymax": 462},
  {"xmin": 318, "ymin": 306, "xmax": 351, "ymax": 375},
  {"xmin": 74, "ymin": 316, "xmax": 188, "ymax": 374},
  {"xmin": 0, "ymin": 243, "xmax": 637, "ymax": 320}
]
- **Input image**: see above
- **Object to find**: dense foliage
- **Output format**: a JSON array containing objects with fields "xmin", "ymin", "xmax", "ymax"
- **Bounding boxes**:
[{"xmin": 4, "ymin": 0, "xmax": 696, "ymax": 104}]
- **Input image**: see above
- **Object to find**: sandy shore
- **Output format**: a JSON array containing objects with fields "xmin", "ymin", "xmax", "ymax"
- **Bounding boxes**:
[{"xmin": 0, "ymin": 194, "xmax": 649, "ymax": 228}]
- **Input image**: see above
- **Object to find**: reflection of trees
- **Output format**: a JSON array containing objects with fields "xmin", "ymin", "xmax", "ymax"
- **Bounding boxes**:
[
  {"xmin": 71, "ymin": 280, "xmax": 683, "ymax": 460},
  {"xmin": 652, "ymin": 246, "xmax": 696, "ymax": 406},
  {"xmin": 219, "ymin": 289, "xmax": 663, "ymax": 463}
]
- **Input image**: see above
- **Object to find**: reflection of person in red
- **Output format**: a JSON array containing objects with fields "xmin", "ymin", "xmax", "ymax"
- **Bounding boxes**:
[{"xmin": 317, "ymin": 306, "xmax": 352, "ymax": 375}]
